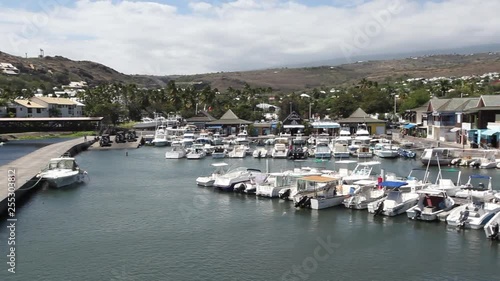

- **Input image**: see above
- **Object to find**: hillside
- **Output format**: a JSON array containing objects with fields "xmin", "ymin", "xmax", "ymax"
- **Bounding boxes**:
[{"xmin": 1, "ymin": 50, "xmax": 500, "ymax": 92}]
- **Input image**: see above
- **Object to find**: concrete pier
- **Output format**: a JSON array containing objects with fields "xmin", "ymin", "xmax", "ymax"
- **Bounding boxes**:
[{"xmin": 0, "ymin": 138, "xmax": 94, "ymax": 216}]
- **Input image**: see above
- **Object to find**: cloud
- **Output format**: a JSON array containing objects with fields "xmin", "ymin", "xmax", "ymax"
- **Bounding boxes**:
[{"xmin": 0, "ymin": 0, "xmax": 499, "ymax": 75}]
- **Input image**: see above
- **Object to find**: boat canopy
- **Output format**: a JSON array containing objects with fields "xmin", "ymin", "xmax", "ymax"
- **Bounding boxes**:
[
  {"xmin": 469, "ymin": 174, "xmax": 491, "ymax": 179},
  {"xmin": 416, "ymin": 189, "xmax": 446, "ymax": 196},
  {"xmin": 404, "ymin": 123, "xmax": 417, "ymax": 129},
  {"xmin": 379, "ymin": 181, "xmax": 408, "ymax": 188},
  {"xmin": 300, "ymin": 175, "xmax": 340, "ymax": 183}
]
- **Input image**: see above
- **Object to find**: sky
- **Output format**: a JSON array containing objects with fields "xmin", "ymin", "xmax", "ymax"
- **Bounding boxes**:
[{"xmin": 0, "ymin": 0, "xmax": 499, "ymax": 75}]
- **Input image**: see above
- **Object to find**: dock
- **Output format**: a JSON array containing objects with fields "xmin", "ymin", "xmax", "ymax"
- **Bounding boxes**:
[{"xmin": 0, "ymin": 138, "xmax": 94, "ymax": 216}]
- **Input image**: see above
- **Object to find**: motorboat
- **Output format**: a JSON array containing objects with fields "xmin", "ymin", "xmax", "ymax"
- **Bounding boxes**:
[
  {"xmin": 342, "ymin": 180, "xmax": 385, "ymax": 209},
  {"xmin": 420, "ymin": 148, "xmax": 456, "ymax": 166},
  {"xmin": 256, "ymin": 172, "xmax": 296, "ymax": 198},
  {"xmin": 356, "ymin": 144, "xmax": 373, "ymax": 158},
  {"xmin": 228, "ymin": 145, "xmax": 247, "ymax": 158},
  {"xmin": 368, "ymin": 181, "xmax": 419, "ymax": 217},
  {"xmin": 211, "ymin": 146, "xmax": 227, "ymax": 159},
  {"xmin": 293, "ymin": 175, "xmax": 347, "ymax": 210},
  {"xmin": 292, "ymin": 133, "xmax": 307, "ymax": 146},
  {"xmin": 342, "ymin": 161, "xmax": 381, "ymax": 184},
  {"xmin": 36, "ymin": 157, "xmax": 88, "ymax": 188},
  {"xmin": 233, "ymin": 173, "xmax": 268, "ymax": 194},
  {"xmin": 373, "ymin": 143, "xmax": 399, "ymax": 158},
  {"xmin": 212, "ymin": 133, "xmax": 224, "ymax": 146},
  {"xmin": 213, "ymin": 167, "xmax": 263, "ymax": 191},
  {"xmin": 484, "ymin": 194, "xmax": 500, "ymax": 239},
  {"xmin": 252, "ymin": 147, "xmax": 269, "ymax": 158},
  {"xmin": 287, "ymin": 145, "xmax": 309, "ymax": 160},
  {"xmin": 195, "ymin": 132, "xmax": 213, "ymax": 145},
  {"xmin": 398, "ymin": 148, "xmax": 416, "ymax": 158},
  {"xmin": 235, "ymin": 130, "xmax": 250, "ymax": 145},
  {"xmin": 165, "ymin": 146, "xmax": 187, "ymax": 159},
  {"xmin": 271, "ymin": 137, "xmax": 289, "ymax": 159},
  {"xmin": 406, "ymin": 189, "xmax": 456, "ymax": 221},
  {"xmin": 151, "ymin": 125, "xmax": 169, "ymax": 147},
  {"xmin": 181, "ymin": 131, "xmax": 197, "ymax": 147},
  {"xmin": 470, "ymin": 157, "xmax": 497, "ymax": 169},
  {"xmin": 196, "ymin": 163, "xmax": 229, "ymax": 187},
  {"xmin": 186, "ymin": 145, "xmax": 207, "ymax": 159},
  {"xmin": 331, "ymin": 137, "xmax": 351, "ymax": 158},
  {"xmin": 446, "ymin": 196, "xmax": 500, "ymax": 229},
  {"xmin": 426, "ymin": 168, "xmax": 463, "ymax": 197},
  {"xmin": 314, "ymin": 142, "xmax": 331, "ymax": 159},
  {"xmin": 454, "ymin": 174, "xmax": 496, "ymax": 200}
]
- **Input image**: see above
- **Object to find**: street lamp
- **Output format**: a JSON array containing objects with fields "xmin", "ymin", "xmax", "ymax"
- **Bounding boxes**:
[{"xmin": 393, "ymin": 93, "xmax": 399, "ymax": 121}]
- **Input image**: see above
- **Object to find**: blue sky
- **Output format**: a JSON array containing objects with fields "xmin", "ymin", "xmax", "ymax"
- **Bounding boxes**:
[{"xmin": 0, "ymin": 0, "xmax": 498, "ymax": 75}]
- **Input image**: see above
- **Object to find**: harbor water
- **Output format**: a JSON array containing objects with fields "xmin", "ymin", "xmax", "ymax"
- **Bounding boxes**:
[{"xmin": 1, "ymin": 145, "xmax": 499, "ymax": 280}]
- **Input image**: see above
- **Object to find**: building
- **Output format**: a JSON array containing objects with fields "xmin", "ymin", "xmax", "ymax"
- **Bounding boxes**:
[
  {"xmin": 462, "ymin": 95, "xmax": 500, "ymax": 148},
  {"xmin": 337, "ymin": 108, "xmax": 387, "ymax": 135},
  {"xmin": 281, "ymin": 111, "xmax": 305, "ymax": 135},
  {"xmin": 10, "ymin": 99, "xmax": 47, "ymax": 117},
  {"xmin": 8, "ymin": 97, "xmax": 84, "ymax": 118},
  {"xmin": 205, "ymin": 109, "xmax": 252, "ymax": 136},
  {"xmin": 0, "ymin": 63, "xmax": 20, "ymax": 75},
  {"xmin": 185, "ymin": 110, "xmax": 217, "ymax": 129}
]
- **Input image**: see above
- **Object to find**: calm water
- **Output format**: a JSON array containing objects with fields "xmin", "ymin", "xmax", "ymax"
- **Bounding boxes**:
[
  {"xmin": 1, "ymin": 146, "xmax": 499, "ymax": 281},
  {"xmin": 0, "ymin": 138, "xmax": 74, "ymax": 166}
]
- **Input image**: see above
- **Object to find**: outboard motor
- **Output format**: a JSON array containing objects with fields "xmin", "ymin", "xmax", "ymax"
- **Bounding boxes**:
[
  {"xmin": 303, "ymin": 197, "xmax": 312, "ymax": 208},
  {"xmin": 235, "ymin": 183, "xmax": 246, "ymax": 192},
  {"xmin": 490, "ymin": 223, "xmax": 500, "ymax": 240},
  {"xmin": 458, "ymin": 210, "xmax": 470, "ymax": 228},
  {"xmin": 374, "ymin": 201, "xmax": 384, "ymax": 216},
  {"xmin": 413, "ymin": 210, "xmax": 422, "ymax": 220},
  {"xmin": 295, "ymin": 196, "xmax": 308, "ymax": 208},
  {"xmin": 280, "ymin": 189, "xmax": 291, "ymax": 200}
]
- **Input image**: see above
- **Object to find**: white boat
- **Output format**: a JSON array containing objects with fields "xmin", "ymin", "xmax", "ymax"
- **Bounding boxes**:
[
  {"xmin": 342, "ymin": 180, "xmax": 385, "ymax": 209},
  {"xmin": 342, "ymin": 161, "xmax": 381, "ymax": 184},
  {"xmin": 36, "ymin": 157, "xmax": 87, "ymax": 188},
  {"xmin": 356, "ymin": 144, "xmax": 373, "ymax": 158},
  {"xmin": 256, "ymin": 172, "xmax": 296, "ymax": 198},
  {"xmin": 293, "ymin": 175, "xmax": 347, "ymax": 210},
  {"xmin": 181, "ymin": 132, "xmax": 196, "ymax": 147},
  {"xmin": 195, "ymin": 132, "xmax": 213, "ymax": 145},
  {"xmin": 165, "ymin": 146, "xmax": 187, "ymax": 159},
  {"xmin": 292, "ymin": 133, "xmax": 307, "ymax": 146},
  {"xmin": 271, "ymin": 137, "xmax": 289, "ymax": 159},
  {"xmin": 373, "ymin": 143, "xmax": 399, "ymax": 158},
  {"xmin": 484, "ymin": 195, "xmax": 500, "ymax": 239},
  {"xmin": 213, "ymin": 167, "xmax": 263, "ymax": 191},
  {"xmin": 235, "ymin": 130, "xmax": 250, "ymax": 145},
  {"xmin": 470, "ymin": 157, "xmax": 497, "ymax": 169},
  {"xmin": 446, "ymin": 196, "xmax": 500, "ymax": 229},
  {"xmin": 196, "ymin": 163, "xmax": 229, "ymax": 187},
  {"xmin": 368, "ymin": 181, "xmax": 419, "ymax": 217},
  {"xmin": 331, "ymin": 137, "xmax": 351, "ymax": 158},
  {"xmin": 426, "ymin": 168, "xmax": 463, "ymax": 197},
  {"xmin": 406, "ymin": 189, "xmax": 456, "ymax": 221},
  {"xmin": 314, "ymin": 142, "xmax": 331, "ymax": 159},
  {"xmin": 151, "ymin": 125, "xmax": 169, "ymax": 147},
  {"xmin": 454, "ymin": 174, "xmax": 496, "ymax": 200},
  {"xmin": 228, "ymin": 145, "xmax": 247, "ymax": 158},
  {"xmin": 186, "ymin": 146, "xmax": 207, "ymax": 159},
  {"xmin": 420, "ymin": 148, "xmax": 456, "ymax": 166},
  {"xmin": 212, "ymin": 133, "xmax": 224, "ymax": 146},
  {"xmin": 211, "ymin": 146, "xmax": 227, "ymax": 159},
  {"xmin": 252, "ymin": 147, "xmax": 268, "ymax": 158}
]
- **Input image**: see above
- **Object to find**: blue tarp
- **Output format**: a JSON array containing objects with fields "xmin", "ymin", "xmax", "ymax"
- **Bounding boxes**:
[
  {"xmin": 470, "ymin": 174, "xmax": 491, "ymax": 179},
  {"xmin": 207, "ymin": 125, "xmax": 222, "ymax": 129},
  {"xmin": 480, "ymin": 128, "xmax": 500, "ymax": 137},
  {"xmin": 404, "ymin": 123, "xmax": 417, "ymax": 129},
  {"xmin": 379, "ymin": 181, "xmax": 408, "ymax": 188}
]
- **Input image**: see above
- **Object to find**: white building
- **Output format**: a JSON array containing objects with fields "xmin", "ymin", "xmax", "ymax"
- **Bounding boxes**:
[
  {"xmin": 0, "ymin": 63, "xmax": 20, "ymax": 75},
  {"xmin": 9, "ymin": 97, "xmax": 84, "ymax": 118},
  {"xmin": 11, "ymin": 99, "xmax": 48, "ymax": 117}
]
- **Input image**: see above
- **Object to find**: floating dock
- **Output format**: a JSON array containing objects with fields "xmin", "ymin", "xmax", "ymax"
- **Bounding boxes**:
[{"xmin": 0, "ymin": 138, "xmax": 94, "ymax": 216}]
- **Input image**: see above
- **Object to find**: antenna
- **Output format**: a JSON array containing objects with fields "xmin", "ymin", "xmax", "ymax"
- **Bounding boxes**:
[{"xmin": 39, "ymin": 48, "xmax": 44, "ymax": 58}]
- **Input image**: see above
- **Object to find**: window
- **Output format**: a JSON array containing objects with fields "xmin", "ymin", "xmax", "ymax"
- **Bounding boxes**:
[
  {"xmin": 28, "ymin": 108, "xmax": 32, "ymax": 113},
  {"xmin": 37, "ymin": 108, "xmax": 41, "ymax": 114}
]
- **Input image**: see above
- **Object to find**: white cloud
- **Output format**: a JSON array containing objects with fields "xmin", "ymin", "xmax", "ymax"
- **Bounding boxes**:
[{"xmin": 0, "ymin": 0, "xmax": 499, "ymax": 75}]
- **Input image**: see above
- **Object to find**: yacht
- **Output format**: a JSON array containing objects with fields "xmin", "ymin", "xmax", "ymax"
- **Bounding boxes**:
[
  {"xmin": 420, "ymin": 148, "xmax": 456, "ymax": 166},
  {"xmin": 368, "ymin": 181, "xmax": 419, "ymax": 217},
  {"xmin": 271, "ymin": 137, "xmax": 289, "ymax": 159},
  {"xmin": 252, "ymin": 147, "xmax": 269, "ymax": 158},
  {"xmin": 293, "ymin": 175, "xmax": 347, "ymax": 210},
  {"xmin": 256, "ymin": 172, "xmax": 296, "ymax": 198},
  {"xmin": 356, "ymin": 144, "xmax": 373, "ymax": 158},
  {"xmin": 292, "ymin": 133, "xmax": 307, "ymax": 146},
  {"xmin": 228, "ymin": 145, "xmax": 247, "ymax": 158},
  {"xmin": 372, "ymin": 143, "xmax": 399, "ymax": 158},
  {"xmin": 186, "ymin": 145, "xmax": 207, "ymax": 159},
  {"xmin": 342, "ymin": 180, "xmax": 386, "ymax": 209},
  {"xmin": 314, "ymin": 142, "xmax": 331, "ymax": 159},
  {"xmin": 213, "ymin": 167, "xmax": 263, "ymax": 191},
  {"xmin": 212, "ymin": 133, "xmax": 224, "ymax": 146},
  {"xmin": 211, "ymin": 146, "xmax": 227, "ymax": 159},
  {"xmin": 342, "ymin": 161, "xmax": 381, "ymax": 184},
  {"xmin": 406, "ymin": 189, "xmax": 456, "ymax": 221},
  {"xmin": 235, "ymin": 130, "xmax": 250, "ymax": 145},
  {"xmin": 151, "ymin": 125, "xmax": 169, "ymax": 147},
  {"xmin": 331, "ymin": 136, "xmax": 351, "ymax": 158},
  {"xmin": 195, "ymin": 132, "xmax": 213, "ymax": 145},
  {"xmin": 446, "ymin": 196, "xmax": 500, "ymax": 229},
  {"xmin": 165, "ymin": 146, "xmax": 187, "ymax": 159},
  {"xmin": 196, "ymin": 163, "xmax": 229, "ymax": 187},
  {"xmin": 181, "ymin": 131, "xmax": 197, "ymax": 147},
  {"xmin": 36, "ymin": 157, "xmax": 88, "ymax": 188}
]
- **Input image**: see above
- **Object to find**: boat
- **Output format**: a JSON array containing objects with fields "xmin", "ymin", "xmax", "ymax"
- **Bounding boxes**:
[
  {"xmin": 234, "ymin": 130, "xmax": 250, "ymax": 145},
  {"xmin": 212, "ymin": 133, "xmax": 224, "ymax": 146},
  {"xmin": 271, "ymin": 137, "xmax": 289, "ymax": 159},
  {"xmin": 406, "ymin": 189, "xmax": 456, "ymax": 221},
  {"xmin": 151, "ymin": 125, "xmax": 169, "ymax": 147},
  {"xmin": 341, "ymin": 161, "xmax": 381, "ymax": 184},
  {"xmin": 368, "ymin": 181, "xmax": 419, "ymax": 217},
  {"xmin": 196, "ymin": 163, "xmax": 229, "ymax": 187},
  {"xmin": 454, "ymin": 174, "xmax": 496, "ymax": 200},
  {"xmin": 165, "ymin": 146, "xmax": 187, "ymax": 159},
  {"xmin": 287, "ymin": 145, "xmax": 309, "ymax": 160},
  {"xmin": 373, "ymin": 143, "xmax": 399, "ymax": 158},
  {"xmin": 211, "ymin": 146, "xmax": 227, "ymax": 159},
  {"xmin": 446, "ymin": 196, "xmax": 500, "ymax": 229},
  {"xmin": 356, "ymin": 144, "xmax": 373, "ymax": 158},
  {"xmin": 484, "ymin": 195, "xmax": 500, "ymax": 239},
  {"xmin": 36, "ymin": 157, "xmax": 88, "ymax": 188},
  {"xmin": 420, "ymin": 148, "xmax": 456, "ymax": 166},
  {"xmin": 213, "ymin": 167, "xmax": 263, "ymax": 191},
  {"xmin": 342, "ymin": 180, "xmax": 385, "ymax": 209},
  {"xmin": 426, "ymin": 168, "xmax": 463, "ymax": 197},
  {"xmin": 256, "ymin": 172, "xmax": 297, "ymax": 198},
  {"xmin": 181, "ymin": 131, "xmax": 197, "ymax": 147},
  {"xmin": 398, "ymin": 148, "xmax": 416, "ymax": 158},
  {"xmin": 195, "ymin": 132, "xmax": 213, "ymax": 145},
  {"xmin": 186, "ymin": 145, "xmax": 207, "ymax": 159},
  {"xmin": 314, "ymin": 142, "xmax": 331, "ymax": 159},
  {"xmin": 292, "ymin": 133, "xmax": 308, "ymax": 146},
  {"xmin": 470, "ymin": 157, "xmax": 497, "ymax": 169},
  {"xmin": 228, "ymin": 145, "xmax": 247, "ymax": 158},
  {"xmin": 331, "ymin": 137, "xmax": 351, "ymax": 158},
  {"xmin": 252, "ymin": 147, "xmax": 268, "ymax": 158},
  {"xmin": 292, "ymin": 175, "xmax": 347, "ymax": 210}
]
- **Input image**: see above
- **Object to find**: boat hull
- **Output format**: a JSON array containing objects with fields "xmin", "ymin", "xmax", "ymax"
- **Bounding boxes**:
[{"xmin": 310, "ymin": 196, "xmax": 346, "ymax": 210}]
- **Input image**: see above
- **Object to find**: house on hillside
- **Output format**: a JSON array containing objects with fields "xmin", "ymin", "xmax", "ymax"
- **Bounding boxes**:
[
  {"xmin": 0, "ymin": 63, "xmax": 20, "ymax": 75},
  {"xmin": 337, "ymin": 108, "xmax": 387, "ymax": 135}
]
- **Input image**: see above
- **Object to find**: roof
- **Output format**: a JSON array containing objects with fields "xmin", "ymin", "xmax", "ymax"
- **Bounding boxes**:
[
  {"xmin": 428, "ymin": 97, "xmax": 450, "ymax": 112},
  {"xmin": 185, "ymin": 111, "xmax": 217, "ymax": 122},
  {"xmin": 13, "ymin": 99, "xmax": 45, "ymax": 108},
  {"xmin": 436, "ymin": 98, "xmax": 477, "ymax": 112},
  {"xmin": 300, "ymin": 175, "xmax": 339, "ymax": 182},
  {"xmin": 480, "ymin": 95, "xmax": 500, "ymax": 107},
  {"xmin": 0, "ymin": 117, "xmax": 103, "ymax": 121},
  {"xmin": 206, "ymin": 109, "xmax": 252, "ymax": 125},
  {"xmin": 34, "ymin": 96, "xmax": 78, "ymax": 105},
  {"xmin": 349, "ymin": 108, "xmax": 369, "ymax": 118},
  {"xmin": 338, "ymin": 107, "xmax": 385, "ymax": 123}
]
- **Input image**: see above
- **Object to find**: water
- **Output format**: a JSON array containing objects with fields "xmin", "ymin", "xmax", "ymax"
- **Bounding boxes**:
[
  {"xmin": 1, "ymin": 147, "xmax": 499, "ymax": 281},
  {"xmin": 0, "ymin": 138, "xmax": 74, "ymax": 166}
]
